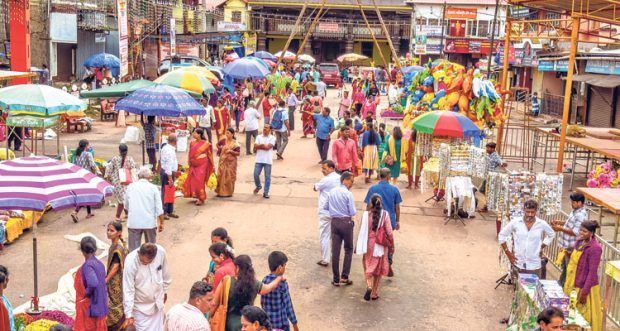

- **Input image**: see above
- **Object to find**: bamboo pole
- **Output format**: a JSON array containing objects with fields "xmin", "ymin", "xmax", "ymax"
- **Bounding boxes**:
[
  {"xmin": 496, "ymin": 21, "xmax": 512, "ymax": 153},
  {"xmin": 294, "ymin": 0, "xmax": 328, "ymax": 62},
  {"xmin": 371, "ymin": 0, "xmax": 400, "ymax": 69},
  {"xmin": 272, "ymin": 4, "xmax": 308, "ymax": 74},
  {"xmin": 356, "ymin": 0, "xmax": 389, "ymax": 70},
  {"xmin": 556, "ymin": 16, "xmax": 581, "ymax": 173}
]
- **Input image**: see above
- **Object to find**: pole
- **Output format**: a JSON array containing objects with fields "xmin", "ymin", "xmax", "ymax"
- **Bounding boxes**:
[
  {"xmin": 487, "ymin": 0, "xmax": 500, "ymax": 78},
  {"xmin": 273, "ymin": 4, "xmax": 308, "ymax": 74},
  {"xmin": 439, "ymin": 1, "xmax": 446, "ymax": 59},
  {"xmin": 294, "ymin": 0, "xmax": 327, "ymax": 62},
  {"xmin": 409, "ymin": 5, "xmax": 416, "ymax": 56},
  {"xmin": 356, "ymin": 0, "xmax": 389, "ymax": 71},
  {"xmin": 371, "ymin": 0, "xmax": 401, "ymax": 69},
  {"xmin": 556, "ymin": 16, "xmax": 580, "ymax": 173},
  {"xmin": 496, "ymin": 20, "xmax": 511, "ymax": 153}
]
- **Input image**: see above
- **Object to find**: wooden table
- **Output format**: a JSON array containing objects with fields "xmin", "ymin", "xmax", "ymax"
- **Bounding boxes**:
[{"xmin": 576, "ymin": 187, "xmax": 620, "ymax": 245}]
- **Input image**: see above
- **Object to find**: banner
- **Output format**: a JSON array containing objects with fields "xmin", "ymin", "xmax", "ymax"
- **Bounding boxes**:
[
  {"xmin": 318, "ymin": 23, "xmax": 338, "ymax": 32},
  {"xmin": 449, "ymin": 20, "xmax": 466, "ymax": 37},
  {"xmin": 445, "ymin": 7, "xmax": 477, "ymax": 20},
  {"xmin": 244, "ymin": 32, "xmax": 257, "ymax": 55},
  {"xmin": 444, "ymin": 39, "xmax": 493, "ymax": 54},
  {"xmin": 586, "ymin": 59, "xmax": 620, "ymax": 75},
  {"xmin": 116, "ymin": 0, "xmax": 129, "ymax": 77},
  {"xmin": 414, "ymin": 34, "xmax": 427, "ymax": 55},
  {"xmin": 170, "ymin": 18, "xmax": 176, "ymax": 57},
  {"xmin": 217, "ymin": 22, "xmax": 246, "ymax": 32}
]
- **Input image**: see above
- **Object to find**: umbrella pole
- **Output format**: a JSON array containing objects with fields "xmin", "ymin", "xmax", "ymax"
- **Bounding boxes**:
[
  {"xmin": 141, "ymin": 113, "xmax": 145, "ymax": 165},
  {"xmin": 28, "ymin": 219, "xmax": 41, "ymax": 314}
]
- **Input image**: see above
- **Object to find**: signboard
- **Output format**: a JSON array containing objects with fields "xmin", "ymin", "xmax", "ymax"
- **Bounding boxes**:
[
  {"xmin": 514, "ymin": 40, "xmax": 535, "ymax": 67},
  {"xmin": 509, "ymin": 6, "xmax": 530, "ymax": 18},
  {"xmin": 414, "ymin": 34, "xmax": 427, "ymax": 55},
  {"xmin": 449, "ymin": 20, "xmax": 466, "ymax": 37},
  {"xmin": 496, "ymin": 43, "xmax": 516, "ymax": 65},
  {"xmin": 159, "ymin": 43, "xmax": 200, "ymax": 59},
  {"xmin": 416, "ymin": 25, "xmax": 443, "ymax": 37},
  {"xmin": 537, "ymin": 59, "xmax": 568, "ymax": 72},
  {"xmin": 586, "ymin": 59, "xmax": 620, "ymax": 75},
  {"xmin": 116, "ymin": 0, "xmax": 129, "ymax": 77},
  {"xmin": 170, "ymin": 18, "xmax": 176, "ymax": 57},
  {"xmin": 318, "ymin": 23, "xmax": 338, "ymax": 32},
  {"xmin": 426, "ymin": 38, "xmax": 442, "ymax": 54},
  {"xmin": 444, "ymin": 39, "xmax": 493, "ymax": 54},
  {"xmin": 244, "ymin": 32, "xmax": 257, "ymax": 55},
  {"xmin": 217, "ymin": 22, "xmax": 247, "ymax": 32},
  {"xmin": 445, "ymin": 7, "xmax": 477, "ymax": 20},
  {"xmin": 50, "ymin": 13, "xmax": 77, "ymax": 43}
]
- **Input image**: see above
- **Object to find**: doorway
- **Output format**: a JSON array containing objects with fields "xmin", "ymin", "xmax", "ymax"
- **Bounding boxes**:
[
  {"xmin": 55, "ymin": 43, "xmax": 75, "ymax": 82},
  {"xmin": 320, "ymin": 41, "xmax": 340, "ymax": 62}
]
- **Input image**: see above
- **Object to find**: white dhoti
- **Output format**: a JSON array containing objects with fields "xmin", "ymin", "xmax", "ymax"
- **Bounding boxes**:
[
  {"xmin": 319, "ymin": 215, "xmax": 332, "ymax": 263},
  {"xmin": 134, "ymin": 309, "xmax": 165, "ymax": 331}
]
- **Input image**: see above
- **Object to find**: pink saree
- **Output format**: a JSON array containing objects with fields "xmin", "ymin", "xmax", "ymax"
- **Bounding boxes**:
[{"xmin": 183, "ymin": 140, "xmax": 214, "ymax": 202}]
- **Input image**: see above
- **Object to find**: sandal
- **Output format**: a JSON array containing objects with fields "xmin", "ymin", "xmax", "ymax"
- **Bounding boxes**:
[
  {"xmin": 331, "ymin": 281, "xmax": 340, "ymax": 287},
  {"xmin": 371, "ymin": 295, "xmax": 380, "ymax": 300},
  {"xmin": 71, "ymin": 213, "xmax": 79, "ymax": 223},
  {"xmin": 340, "ymin": 278, "xmax": 353, "ymax": 286},
  {"xmin": 86, "ymin": 214, "xmax": 95, "ymax": 219},
  {"xmin": 364, "ymin": 288, "xmax": 372, "ymax": 301}
]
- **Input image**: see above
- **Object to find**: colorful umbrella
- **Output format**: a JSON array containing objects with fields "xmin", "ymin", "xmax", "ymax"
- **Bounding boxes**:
[
  {"xmin": 412, "ymin": 111, "xmax": 481, "ymax": 138},
  {"xmin": 274, "ymin": 50, "xmax": 296, "ymax": 61},
  {"xmin": 337, "ymin": 53, "xmax": 369, "ymax": 64},
  {"xmin": 154, "ymin": 69, "xmax": 216, "ymax": 95},
  {"xmin": 0, "ymin": 84, "xmax": 87, "ymax": 116},
  {"xmin": 206, "ymin": 66, "xmax": 224, "ymax": 81},
  {"xmin": 0, "ymin": 156, "xmax": 113, "ymax": 211},
  {"xmin": 115, "ymin": 84, "xmax": 205, "ymax": 117},
  {"xmin": 223, "ymin": 58, "xmax": 270, "ymax": 79},
  {"xmin": 177, "ymin": 66, "xmax": 220, "ymax": 85},
  {"xmin": 224, "ymin": 52, "xmax": 240, "ymax": 63},
  {"xmin": 79, "ymin": 79, "xmax": 155, "ymax": 98},
  {"xmin": 246, "ymin": 56, "xmax": 270, "ymax": 70},
  {"xmin": 253, "ymin": 51, "xmax": 277, "ymax": 61},
  {"xmin": 297, "ymin": 54, "xmax": 316, "ymax": 63},
  {"xmin": 264, "ymin": 59, "xmax": 277, "ymax": 68}
]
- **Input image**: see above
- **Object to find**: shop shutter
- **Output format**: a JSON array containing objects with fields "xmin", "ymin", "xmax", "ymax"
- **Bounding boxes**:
[
  {"xmin": 615, "ymin": 88, "xmax": 620, "ymax": 128},
  {"xmin": 588, "ymin": 86, "xmax": 612, "ymax": 127}
]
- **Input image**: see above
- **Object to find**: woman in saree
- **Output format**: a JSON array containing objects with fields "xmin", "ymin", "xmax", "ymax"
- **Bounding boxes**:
[
  {"xmin": 214, "ymin": 100, "xmax": 230, "ymax": 141},
  {"xmin": 301, "ymin": 96, "xmax": 315, "ymax": 138},
  {"xmin": 563, "ymin": 220, "xmax": 603, "ymax": 331},
  {"xmin": 74, "ymin": 236, "xmax": 107, "ymax": 331},
  {"xmin": 216, "ymin": 128, "xmax": 241, "ymax": 198},
  {"xmin": 405, "ymin": 130, "xmax": 422, "ymax": 189},
  {"xmin": 105, "ymin": 221, "xmax": 128, "ymax": 331},
  {"xmin": 183, "ymin": 128, "xmax": 215, "ymax": 206},
  {"xmin": 361, "ymin": 121, "xmax": 382, "ymax": 184},
  {"xmin": 386, "ymin": 127, "xmax": 405, "ymax": 184}
]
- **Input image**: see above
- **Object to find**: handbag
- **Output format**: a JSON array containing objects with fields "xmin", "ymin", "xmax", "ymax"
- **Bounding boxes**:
[
  {"xmin": 118, "ymin": 168, "xmax": 133, "ymax": 185},
  {"xmin": 209, "ymin": 276, "xmax": 232, "ymax": 331},
  {"xmin": 375, "ymin": 212, "xmax": 393, "ymax": 248},
  {"xmin": 163, "ymin": 184, "xmax": 176, "ymax": 204}
]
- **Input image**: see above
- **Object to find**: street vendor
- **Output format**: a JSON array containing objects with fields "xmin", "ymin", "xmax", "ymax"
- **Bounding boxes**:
[
  {"xmin": 477, "ymin": 142, "xmax": 507, "ymax": 213},
  {"xmin": 551, "ymin": 192, "xmax": 587, "ymax": 287},
  {"xmin": 498, "ymin": 200, "xmax": 555, "ymax": 278}
]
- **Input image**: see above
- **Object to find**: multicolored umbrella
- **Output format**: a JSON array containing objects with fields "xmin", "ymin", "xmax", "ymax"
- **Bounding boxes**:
[
  {"xmin": 274, "ymin": 50, "xmax": 296, "ymax": 61},
  {"xmin": 115, "ymin": 84, "xmax": 205, "ymax": 117},
  {"xmin": 0, "ymin": 84, "xmax": 87, "ymax": 116},
  {"xmin": 154, "ymin": 69, "xmax": 215, "ymax": 95},
  {"xmin": 177, "ymin": 66, "xmax": 220, "ymax": 85},
  {"xmin": 412, "ymin": 110, "xmax": 481, "ymax": 138},
  {"xmin": 297, "ymin": 54, "xmax": 315, "ymax": 63},
  {"xmin": 253, "ymin": 51, "xmax": 277, "ymax": 61},
  {"xmin": 223, "ymin": 58, "xmax": 270, "ymax": 79},
  {"xmin": 337, "ymin": 53, "xmax": 369, "ymax": 64},
  {"xmin": 0, "ymin": 156, "xmax": 113, "ymax": 211},
  {"xmin": 246, "ymin": 56, "xmax": 270, "ymax": 70},
  {"xmin": 79, "ymin": 79, "xmax": 155, "ymax": 98},
  {"xmin": 224, "ymin": 52, "xmax": 240, "ymax": 63}
]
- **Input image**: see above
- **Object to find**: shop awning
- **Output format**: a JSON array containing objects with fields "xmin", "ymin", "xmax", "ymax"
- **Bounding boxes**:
[
  {"xmin": 0, "ymin": 70, "xmax": 37, "ymax": 81},
  {"xmin": 562, "ymin": 73, "xmax": 620, "ymax": 88}
]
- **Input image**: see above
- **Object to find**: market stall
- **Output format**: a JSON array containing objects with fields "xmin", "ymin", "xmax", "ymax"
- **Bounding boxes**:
[
  {"xmin": 575, "ymin": 187, "xmax": 620, "ymax": 246},
  {"xmin": 4, "ymin": 114, "xmax": 61, "ymax": 157}
]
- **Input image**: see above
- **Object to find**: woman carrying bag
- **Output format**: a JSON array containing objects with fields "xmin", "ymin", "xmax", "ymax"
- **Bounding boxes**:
[{"xmin": 105, "ymin": 143, "xmax": 136, "ymax": 222}]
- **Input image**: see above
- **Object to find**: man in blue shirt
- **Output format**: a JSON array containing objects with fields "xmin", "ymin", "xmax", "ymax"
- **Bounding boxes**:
[
  {"xmin": 313, "ymin": 107, "xmax": 335, "ymax": 163},
  {"xmin": 364, "ymin": 168, "xmax": 402, "ymax": 277},
  {"xmin": 324, "ymin": 171, "xmax": 356, "ymax": 286}
]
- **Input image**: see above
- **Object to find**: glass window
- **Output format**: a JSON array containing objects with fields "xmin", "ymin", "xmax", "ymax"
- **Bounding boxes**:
[
  {"xmin": 478, "ymin": 21, "xmax": 489, "ymax": 37},
  {"xmin": 232, "ymin": 11, "xmax": 242, "ymax": 23},
  {"xmin": 428, "ymin": 18, "xmax": 439, "ymax": 26},
  {"xmin": 466, "ymin": 20, "xmax": 477, "ymax": 37}
]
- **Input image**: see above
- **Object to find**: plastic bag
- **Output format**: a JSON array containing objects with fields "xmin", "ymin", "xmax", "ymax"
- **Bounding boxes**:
[{"xmin": 207, "ymin": 173, "xmax": 218, "ymax": 191}]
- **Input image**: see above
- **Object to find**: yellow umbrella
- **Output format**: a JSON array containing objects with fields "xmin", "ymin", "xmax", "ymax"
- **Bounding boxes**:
[
  {"xmin": 154, "ymin": 70, "xmax": 216, "ymax": 95},
  {"xmin": 337, "ymin": 53, "xmax": 369, "ymax": 64},
  {"xmin": 178, "ymin": 66, "xmax": 220, "ymax": 85}
]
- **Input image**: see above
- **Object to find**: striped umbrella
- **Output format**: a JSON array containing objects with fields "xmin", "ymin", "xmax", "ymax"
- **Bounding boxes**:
[
  {"xmin": 0, "ymin": 156, "xmax": 113, "ymax": 211},
  {"xmin": 274, "ymin": 50, "xmax": 296, "ymax": 61},
  {"xmin": 412, "ymin": 110, "xmax": 481, "ymax": 138},
  {"xmin": 0, "ymin": 84, "xmax": 87, "ymax": 116},
  {"xmin": 154, "ymin": 69, "xmax": 216, "ymax": 95}
]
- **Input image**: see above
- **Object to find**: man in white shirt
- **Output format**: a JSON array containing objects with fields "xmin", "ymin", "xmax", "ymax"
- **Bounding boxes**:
[
  {"xmin": 286, "ymin": 88, "xmax": 300, "ymax": 130},
  {"xmin": 272, "ymin": 100, "xmax": 290, "ymax": 160},
  {"xmin": 125, "ymin": 168, "xmax": 165, "ymax": 252},
  {"xmin": 124, "ymin": 243, "xmax": 172, "ymax": 331},
  {"xmin": 498, "ymin": 199, "xmax": 555, "ymax": 278},
  {"xmin": 164, "ymin": 281, "xmax": 212, "ymax": 331},
  {"xmin": 244, "ymin": 100, "xmax": 261, "ymax": 155},
  {"xmin": 160, "ymin": 134, "xmax": 179, "ymax": 219},
  {"xmin": 253, "ymin": 124, "xmax": 276, "ymax": 199},
  {"xmin": 313, "ymin": 160, "xmax": 341, "ymax": 266},
  {"xmin": 316, "ymin": 80, "xmax": 327, "ymax": 99},
  {"xmin": 199, "ymin": 98, "xmax": 216, "ymax": 143}
]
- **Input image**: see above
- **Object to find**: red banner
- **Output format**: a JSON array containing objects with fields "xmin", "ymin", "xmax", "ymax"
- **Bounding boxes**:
[
  {"xmin": 444, "ymin": 39, "xmax": 493, "ymax": 54},
  {"xmin": 449, "ymin": 20, "xmax": 466, "ymax": 37},
  {"xmin": 445, "ymin": 7, "xmax": 477, "ymax": 20}
]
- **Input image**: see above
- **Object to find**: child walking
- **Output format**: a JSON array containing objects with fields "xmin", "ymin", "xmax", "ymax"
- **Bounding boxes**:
[{"xmin": 260, "ymin": 251, "xmax": 299, "ymax": 331}]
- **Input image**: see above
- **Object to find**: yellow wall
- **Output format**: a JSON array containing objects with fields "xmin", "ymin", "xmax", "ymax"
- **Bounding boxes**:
[
  {"xmin": 353, "ymin": 41, "xmax": 392, "ymax": 67},
  {"xmin": 224, "ymin": 0, "xmax": 250, "ymax": 26}
]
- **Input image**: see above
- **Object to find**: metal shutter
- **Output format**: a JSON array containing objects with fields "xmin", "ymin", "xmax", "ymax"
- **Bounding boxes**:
[{"xmin": 588, "ymin": 86, "xmax": 613, "ymax": 127}]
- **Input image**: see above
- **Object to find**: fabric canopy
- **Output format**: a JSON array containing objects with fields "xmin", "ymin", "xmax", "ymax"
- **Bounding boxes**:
[{"xmin": 562, "ymin": 73, "xmax": 620, "ymax": 88}]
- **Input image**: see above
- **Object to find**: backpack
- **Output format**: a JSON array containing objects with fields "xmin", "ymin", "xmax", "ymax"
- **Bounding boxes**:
[{"xmin": 271, "ymin": 108, "xmax": 285, "ymax": 130}]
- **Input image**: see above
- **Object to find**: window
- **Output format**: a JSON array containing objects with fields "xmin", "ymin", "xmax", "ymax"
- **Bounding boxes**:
[
  {"xmin": 478, "ymin": 21, "xmax": 489, "ymax": 37},
  {"xmin": 416, "ymin": 17, "xmax": 427, "ymax": 26},
  {"xmin": 466, "ymin": 20, "xmax": 477, "ymax": 37},
  {"xmin": 428, "ymin": 18, "xmax": 439, "ymax": 26},
  {"xmin": 361, "ymin": 42, "xmax": 373, "ymax": 57},
  {"xmin": 232, "ymin": 11, "xmax": 242, "ymax": 23}
]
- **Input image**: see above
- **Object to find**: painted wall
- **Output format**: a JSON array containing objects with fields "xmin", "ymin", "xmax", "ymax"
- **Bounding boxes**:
[
  {"xmin": 224, "ymin": 0, "xmax": 250, "ymax": 26},
  {"xmin": 353, "ymin": 41, "xmax": 391, "ymax": 67}
]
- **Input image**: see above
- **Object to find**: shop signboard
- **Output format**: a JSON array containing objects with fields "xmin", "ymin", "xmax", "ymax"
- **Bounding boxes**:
[
  {"xmin": 318, "ymin": 23, "xmax": 338, "ymax": 32},
  {"xmin": 414, "ymin": 34, "xmax": 427, "ymax": 55},
  {"xmin": 537, "ymin": 59, "xmax": 568, "ymax": 72},
  {"xmin": 416, "ymin": 25, "xmax": 443, "ymax": 37},
  {"xmin": 117, "ymin": 0, "xmax": 129, "ymax": 77},
  {"xmin": 496, "ymin": 43, "xmax": 516, "ymax": 65},
  {"xmin": 449, "ymin": 20, "xmax": 466, "ymax": 37},
  {"xmin": 217, "ymin": 22, "xmax": 247, "ymax": 32},
  {"xmin": 444, "ymin": 39, "xmax": 492, "ymax": 54},
  {"xmin": 426, "ymin": 38, "xmax": 442, "ymax": 54},
  {"xmin": 508, "ymin": 6, "xmax": 530, "ymax": 18},
  {"xmin": 445, "ymin": 7, "xmax": 477, "ymax": 20},
  {"xmin": 585, "ymin": 59, "xmax": 620, "ymax": 75}
]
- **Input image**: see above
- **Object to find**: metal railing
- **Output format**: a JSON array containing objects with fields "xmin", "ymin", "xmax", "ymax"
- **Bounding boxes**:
[
  {"xmin": 539, "ymin": 210, "xmax": 620, "ymax": 327},
  {"xmin": 540, "ymin": 93, "xmax": 564, "ymax": 117}
]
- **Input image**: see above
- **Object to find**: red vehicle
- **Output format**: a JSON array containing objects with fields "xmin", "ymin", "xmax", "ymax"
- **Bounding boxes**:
[{"xmin": 317, "ymin": 63, "xmax": 342, "ymax": 87}]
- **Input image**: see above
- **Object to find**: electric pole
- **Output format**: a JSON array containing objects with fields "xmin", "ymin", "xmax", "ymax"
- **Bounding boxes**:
[{"xmin": 487, "ymin": 0, "xmax": 500, "ymax": 78}]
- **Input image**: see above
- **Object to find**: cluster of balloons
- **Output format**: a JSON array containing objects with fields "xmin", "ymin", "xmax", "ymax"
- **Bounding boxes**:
[{"xmin": 403, "ymin": 59, "xmax": 508, "ymax": 129}]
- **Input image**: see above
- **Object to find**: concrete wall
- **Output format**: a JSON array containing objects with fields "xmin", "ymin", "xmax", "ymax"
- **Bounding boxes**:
[{"xmin": 30, "ymin": 0, "xmax": 50, "ymax": 69}]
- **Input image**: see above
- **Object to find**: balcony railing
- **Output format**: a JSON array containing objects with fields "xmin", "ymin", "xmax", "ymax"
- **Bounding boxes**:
[{"xmin": 253, "ymin": 17, "xmax": 411, "ymax": 40}]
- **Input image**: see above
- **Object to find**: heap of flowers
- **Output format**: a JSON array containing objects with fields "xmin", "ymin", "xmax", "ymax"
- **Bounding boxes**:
[{"xmin": 587, "ymin": 162, "xmax": 620, "ymax": 188}]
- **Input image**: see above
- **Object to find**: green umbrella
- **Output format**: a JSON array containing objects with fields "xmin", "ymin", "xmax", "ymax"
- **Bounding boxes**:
[
  {"xmin": 80, "ymin": 79, "xmax": 155, "ymax": 98},
  {"xmin": 0, "ymin": 84, "xmax": 86, "ymax": 116},
  {"xmin": 154, "ymin": 70, "xmax": 216, "ymax": 95}
]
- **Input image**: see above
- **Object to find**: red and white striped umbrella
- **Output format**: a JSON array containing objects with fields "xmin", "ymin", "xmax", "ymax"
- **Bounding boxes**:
[{"xmin": 0, "ymin": 156, "xmax": 113, "ymax": 211}]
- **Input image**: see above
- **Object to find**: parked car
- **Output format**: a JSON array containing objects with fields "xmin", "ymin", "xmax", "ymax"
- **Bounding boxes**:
[
  {"xmin": 157, "ymin": 56, "xmax": 211, "ymax": 76},
  {"xmin": 317, "ymin": 63, "xmax": 342, "ymax": 87}
]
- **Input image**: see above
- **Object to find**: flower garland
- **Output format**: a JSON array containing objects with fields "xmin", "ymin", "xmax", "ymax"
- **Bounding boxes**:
[{"xmin": 587, "ymin": 162, "xmax": 620, "ymax": 188}]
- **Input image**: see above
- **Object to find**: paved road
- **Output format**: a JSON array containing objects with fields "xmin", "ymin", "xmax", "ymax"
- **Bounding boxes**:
[{"xmin": 0, "ymin": 87, "xmax": 512, "ymax": 330}]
